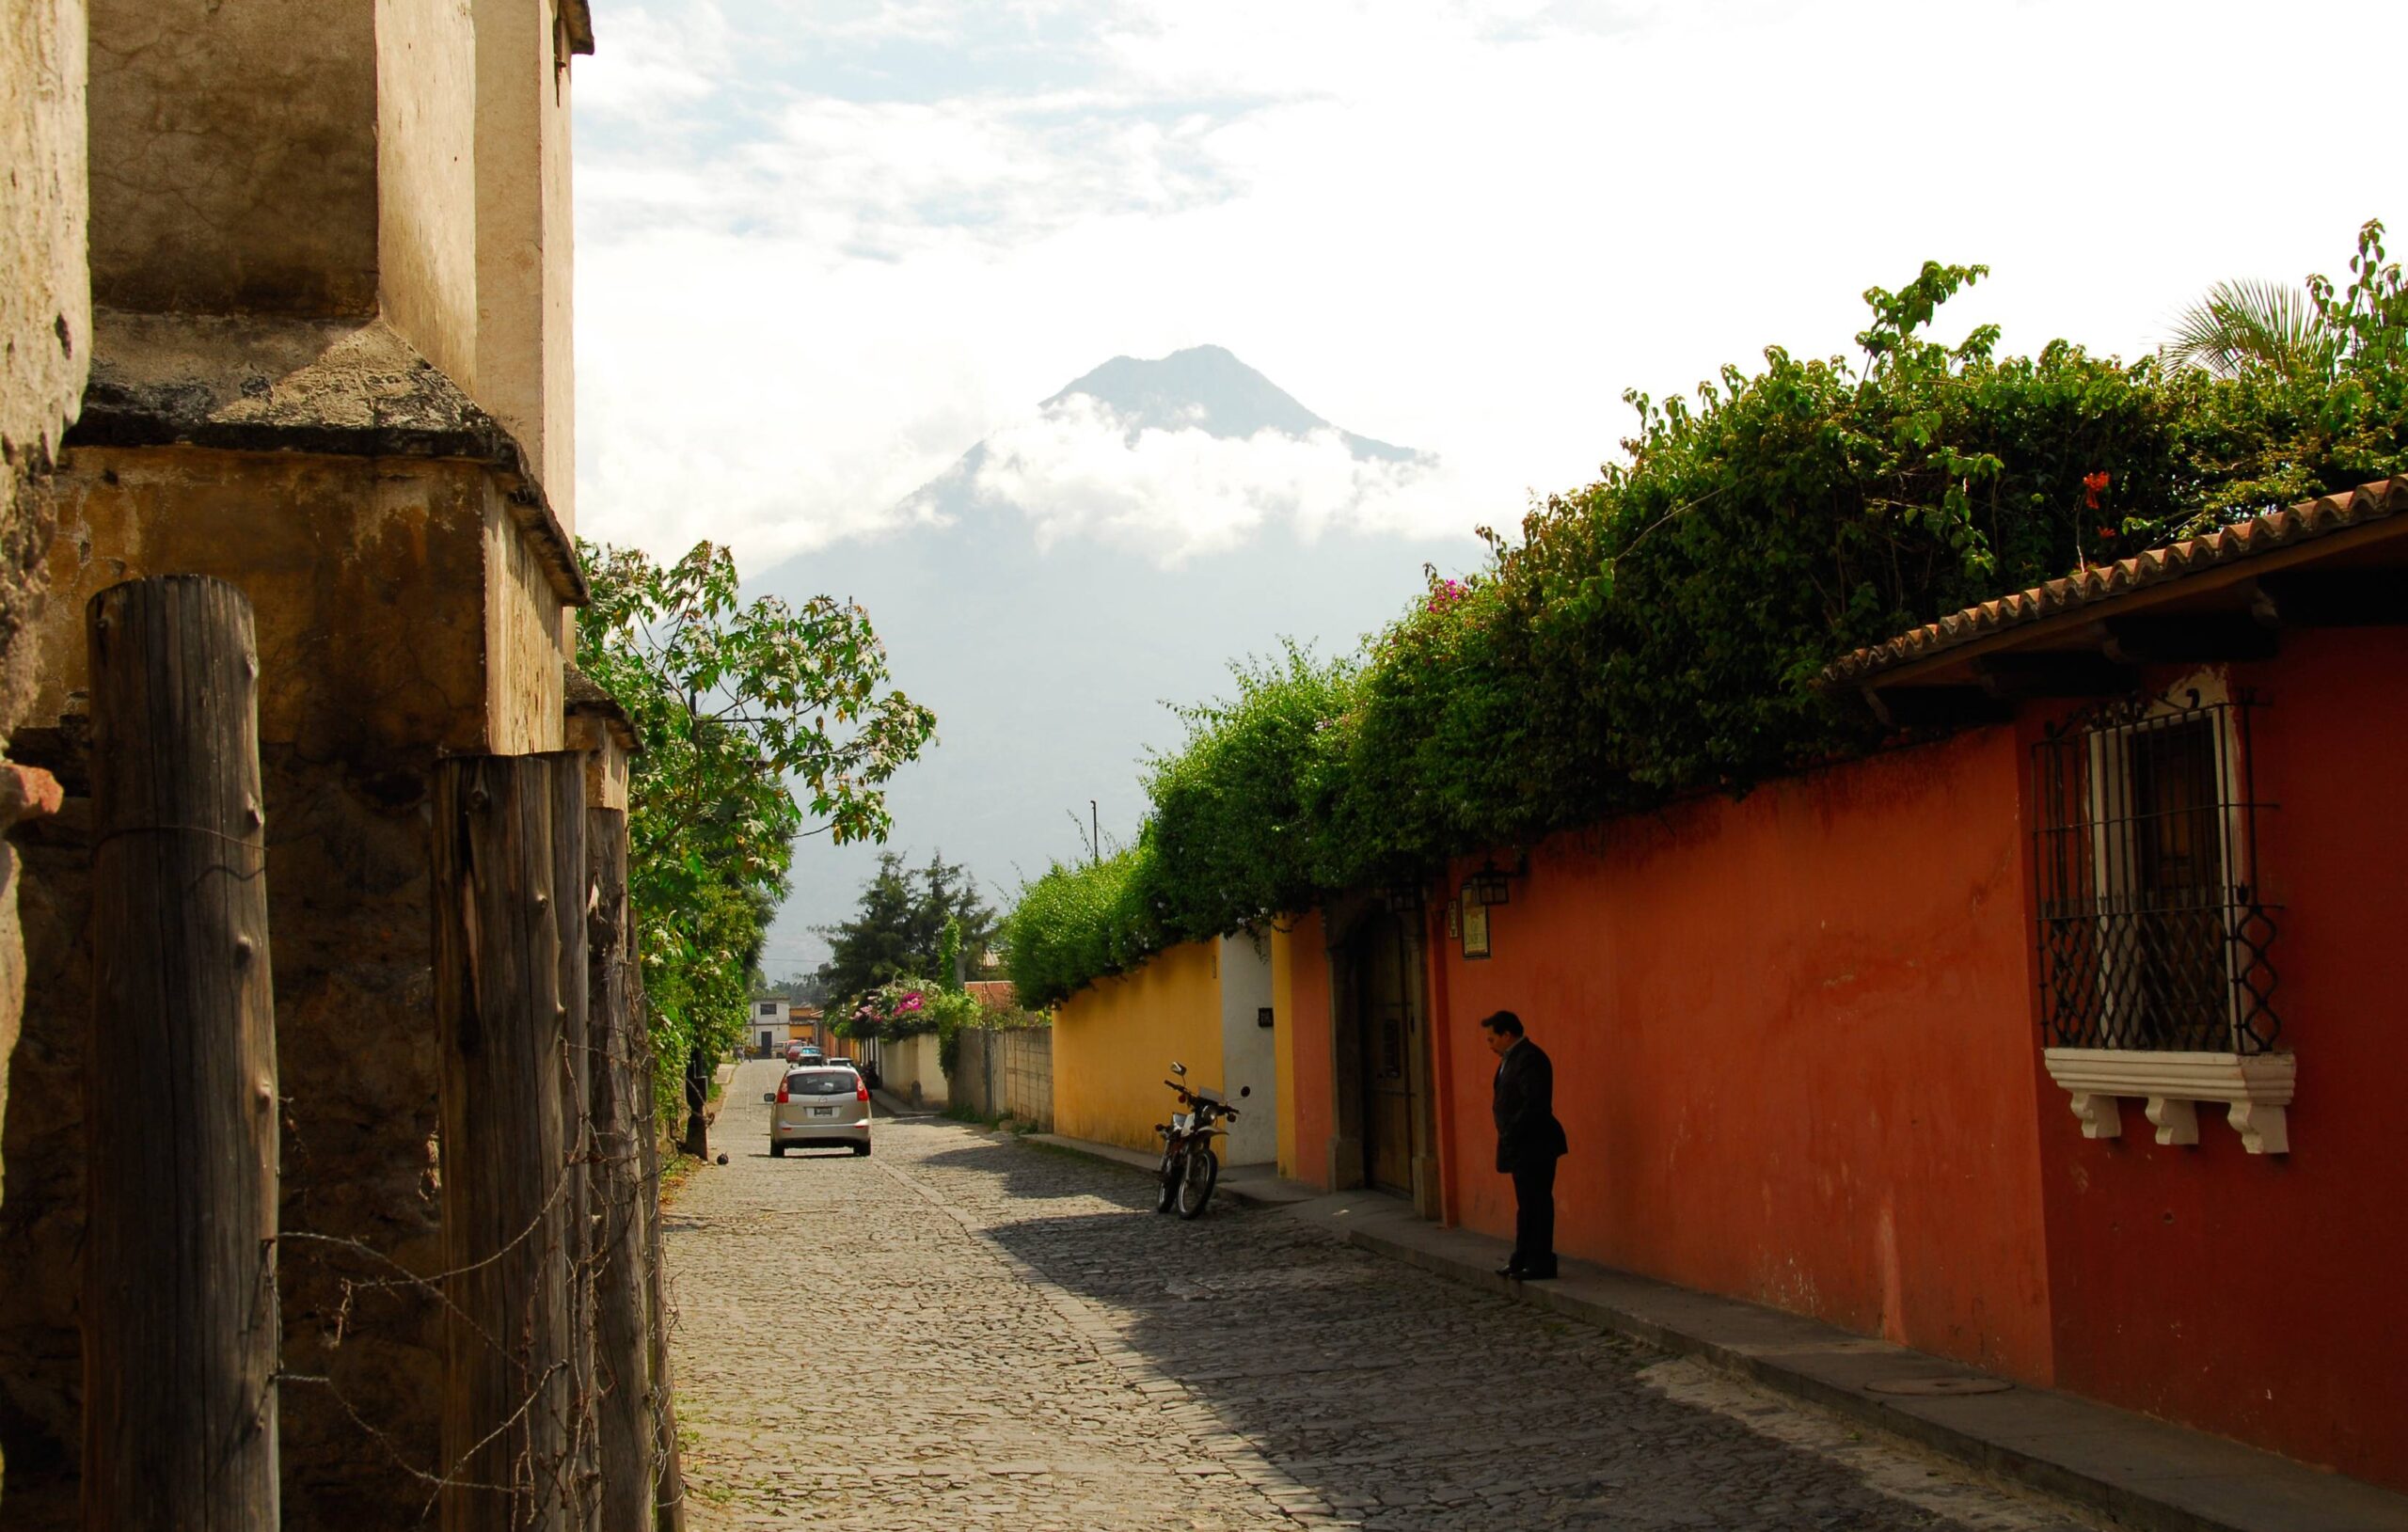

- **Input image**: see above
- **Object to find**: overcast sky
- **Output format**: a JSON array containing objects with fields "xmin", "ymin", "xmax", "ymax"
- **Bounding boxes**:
[
  {"xmin": 573, "ymin": 0, "xmax": 2405, "ymax": 567},
  {"xmin": 570, "ymin": 0, "xmax": 2403, "ymax": 973}
]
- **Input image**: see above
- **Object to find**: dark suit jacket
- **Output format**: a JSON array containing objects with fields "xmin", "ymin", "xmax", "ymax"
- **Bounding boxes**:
[{"xmin": 1492, "ymin": 1037, "xmax": 1570, "ymax": 1173}]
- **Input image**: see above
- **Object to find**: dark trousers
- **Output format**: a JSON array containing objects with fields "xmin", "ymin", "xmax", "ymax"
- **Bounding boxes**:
[{"xmin": 1510, "ymin": 1158, "xmax": 1558, "ymax": 1273}]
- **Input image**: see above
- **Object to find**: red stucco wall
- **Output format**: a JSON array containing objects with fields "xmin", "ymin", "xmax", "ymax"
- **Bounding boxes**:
[
  {"xmin": 1381, "ymin": 729, "xmax": 2059, "ymax": 1382},
  {"xmin": 1278, "ymin": 634, "xmax": 2408, "ymax": 1487},
  {"xmin": 2035, "ymin": 631, "xmax": 2408, "ymax": 1487}
]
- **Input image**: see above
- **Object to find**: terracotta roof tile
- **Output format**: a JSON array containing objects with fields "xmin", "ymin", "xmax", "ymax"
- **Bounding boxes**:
[
  {"xmin": 1825, "ymin": 478, "xmax": 2408, "ymax": 685},
  {"xmin": 964, "ymin": 980, "xmax": 1020, "ymax": 1013}
]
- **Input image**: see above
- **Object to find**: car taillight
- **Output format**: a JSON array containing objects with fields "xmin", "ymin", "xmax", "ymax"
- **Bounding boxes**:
[
  {"xmin": 776, "ymin": 1086, "xmax": 789, "ymax": 1104},
  {"xmin": 856, "ymin": 1084, "xmax": 869, "ymax": 1102}
]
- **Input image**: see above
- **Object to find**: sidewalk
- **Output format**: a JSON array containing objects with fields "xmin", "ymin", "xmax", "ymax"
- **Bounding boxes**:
[
  {"xmin": 1023, "ymin": 1132, "xmax": 1321, "ymax": 1208},
  {"xmin": 1026, "ymin": 1129, "xmax": 2408, "ymax": 1532}
]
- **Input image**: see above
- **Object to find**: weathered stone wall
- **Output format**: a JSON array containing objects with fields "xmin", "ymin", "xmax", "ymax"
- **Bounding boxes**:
[{"xmin": 0, "ymin": 0, "xmax": 85, "ymax": 1508}]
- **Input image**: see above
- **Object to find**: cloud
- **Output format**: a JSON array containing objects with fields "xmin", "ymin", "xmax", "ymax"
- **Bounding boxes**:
[
  {"xmin": 572, "ymin": 0, "xmax": 2408, "ymax": 568},
  {"xmin": 938, "ymin": 394, "xmax": 1460, "ymax": 565},
  {"xmin": 574, "ymin": 2, "xmax": 733, "ymax": 125}
]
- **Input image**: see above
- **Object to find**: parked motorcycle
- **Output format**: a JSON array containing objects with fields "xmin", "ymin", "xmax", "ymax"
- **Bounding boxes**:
[{"xmin": 1154, "ymin": 1061, "xmax": 1239, "ymax": 1220}]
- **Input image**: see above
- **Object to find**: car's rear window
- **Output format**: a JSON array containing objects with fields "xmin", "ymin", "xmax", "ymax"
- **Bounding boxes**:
[{"xmin": 785, "ymin": 1070, "xmax": 855, "ymax": 1096}]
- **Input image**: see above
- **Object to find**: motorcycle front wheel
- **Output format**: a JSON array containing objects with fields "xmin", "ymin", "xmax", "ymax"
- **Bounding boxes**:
[
  {"xmin": 1175, "ymin": 1144, "xmax": 1218, "ymax": 1220},
  {"xmin": 1155, "ymin": 1145, "xmax": 1180, "ymax": 1213}
]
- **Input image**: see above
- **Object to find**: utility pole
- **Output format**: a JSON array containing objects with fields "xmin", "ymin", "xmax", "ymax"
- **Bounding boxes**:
[{"xmin": 1090, "ymin": 798, "xmax": 1099, "ymax": 866}]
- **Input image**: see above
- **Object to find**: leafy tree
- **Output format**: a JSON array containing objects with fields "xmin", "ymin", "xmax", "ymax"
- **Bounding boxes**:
[
  {"xmin": 814, "ymin": 850, "xmax": 996, "ymax": 1007},
  {"xmin": 577, "ymin": 540, "xmax": 936, "ymax": 1122}
]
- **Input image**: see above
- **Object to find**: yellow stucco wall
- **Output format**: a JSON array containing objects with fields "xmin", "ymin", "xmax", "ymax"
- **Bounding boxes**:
[
  {"xmin": 1270, "ymin": 924, "xmax": 1297, "ymax": 1180},
  {"xmin": 1052, "ymin": 940, "xmax": 1226, "ymax": 1155}
]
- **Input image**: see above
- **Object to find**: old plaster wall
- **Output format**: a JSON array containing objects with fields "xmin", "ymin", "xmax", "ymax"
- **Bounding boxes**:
[
  {"xmin": 474, "ymin": 0, "xmax": 578, "ymax": 529},
  {"xmin": 31, "ymin": 443, "xmax": 563, "ymax": 761},
  {"xmin": 0, "ymin": 724, "xmax": 452, "ymax": 1529},
  {"xmin": 0, "ymin": 6, "xmax": 85, "ymax": 1511},
  {"xmin": 375, "ymin": 0, "xmax": 481, "ymax": 392},
  {"xmin": 566, "ymin": 715, "xmax": 631, "ymax": 810},
  {"xmin": 0, "ymin": 445, "xmax": 566, "ymax": 1526},
  {"xmin": 0, "ymin": 0, "xmax": 87, "ymax": 557},
  {"xmin": 87, "ymin": 0, "xmax": 378, "ymax": 317},
  {"xmin": 31, "ymin": 448, "xmax": 501, "ymax": 756},
  {"xmin": 485, "ymin": 484, "xmax": 569, "ymax": 754}
]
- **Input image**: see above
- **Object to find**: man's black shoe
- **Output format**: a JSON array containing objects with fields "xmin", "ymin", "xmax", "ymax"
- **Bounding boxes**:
[
  {"xmin": 1521, "ymin": 1265, "xmax": 1560, "ymax": 1281},
  {"xmin": 1496, "ymin": 1265, "xmax": 1523, "ymax": 1280}
]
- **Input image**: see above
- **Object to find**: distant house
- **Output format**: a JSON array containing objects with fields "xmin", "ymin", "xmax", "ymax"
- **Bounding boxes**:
[
  {"xmin": 790, "ymin": 1003, "xmax": 827, "ymax": 1052},
  {"xmin": 748, "ymin": 996, "xmax": 787, "ymax": 1057}
]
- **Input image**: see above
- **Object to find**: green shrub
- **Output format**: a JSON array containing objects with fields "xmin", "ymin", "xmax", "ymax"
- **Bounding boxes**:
[{"xmin": 1000, "ymin": 844, "xmax": 1171, "ymax": 1008}]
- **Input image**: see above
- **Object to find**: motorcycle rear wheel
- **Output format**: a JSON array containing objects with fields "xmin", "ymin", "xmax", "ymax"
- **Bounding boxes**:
[{"xmin": 1175, "ymin": 1144, "xmax": 1218, "ymax": 1220}]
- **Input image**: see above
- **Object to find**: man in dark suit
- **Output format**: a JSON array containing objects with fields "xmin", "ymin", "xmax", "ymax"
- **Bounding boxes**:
[{"xmin": 1484, "ymin": 1009, "xmax": 1568, "ymax": 1280}]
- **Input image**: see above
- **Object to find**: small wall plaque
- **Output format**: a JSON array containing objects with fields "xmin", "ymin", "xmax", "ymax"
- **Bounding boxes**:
[{"xmin": 1462, "ymin": 898, "xmax": 1491, "ymax": 960}]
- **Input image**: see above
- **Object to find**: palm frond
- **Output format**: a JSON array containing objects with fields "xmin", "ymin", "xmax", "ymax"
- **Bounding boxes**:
[{"xmin": 2159, "ymin": 278, "xmax": 2339, "ymax": 382}]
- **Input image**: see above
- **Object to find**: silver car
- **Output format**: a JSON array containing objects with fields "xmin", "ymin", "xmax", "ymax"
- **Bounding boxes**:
[{"xmin": 764, "ymin": 1066, "xmax": 872, "ymax": 1157}]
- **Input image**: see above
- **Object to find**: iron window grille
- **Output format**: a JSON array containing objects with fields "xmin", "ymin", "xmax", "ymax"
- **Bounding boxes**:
[{"xmin": 2031, "ymin": 685, "xmax": 2279, "ymax": 1053}]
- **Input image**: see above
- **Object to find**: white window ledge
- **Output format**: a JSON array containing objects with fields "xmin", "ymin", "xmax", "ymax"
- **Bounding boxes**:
[{"xmin": 2042, "ymin": 1048, "xmax": 2296, "ymax": 1154}]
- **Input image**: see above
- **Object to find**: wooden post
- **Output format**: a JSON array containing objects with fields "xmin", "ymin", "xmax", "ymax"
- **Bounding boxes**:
[
  {"xmin": 433, "ymin": 755, "xmax": 573, "ymax": 1532},
  {"xmin": 584, "ymin": 807, "xmax": 654, "ymax": 1530},
  {"xmin": 84, "ymin": 576, "xmax": 279, "ymax": 1532},
  {"xmin": 549, "ymin": 764, "xmax": 596, "ymax": 1528},
  {"xmin": 636, "ymin": 1037, "xmax": 689, "ymax": 1532},
  {"xmin": 678, "ymin": 1043, "xmax": 709, "ymax": 1161}
]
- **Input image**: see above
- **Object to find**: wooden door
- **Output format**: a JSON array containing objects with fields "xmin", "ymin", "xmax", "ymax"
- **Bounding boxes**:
[{"xmin": 1355, "ymin": 911, "xmax": 1418, "ymax": 1195}]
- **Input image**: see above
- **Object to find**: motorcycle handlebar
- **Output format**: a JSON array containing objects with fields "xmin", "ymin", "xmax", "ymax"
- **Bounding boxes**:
[{"xmin": 1163, "ymin": 1081, "xmax": 1242, "ymax": 1121}]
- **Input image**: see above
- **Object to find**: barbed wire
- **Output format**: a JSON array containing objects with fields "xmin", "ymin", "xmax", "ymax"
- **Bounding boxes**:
[{"xmin": 267, "ymin": 973, "xmax": 689, "ymax": 1526}]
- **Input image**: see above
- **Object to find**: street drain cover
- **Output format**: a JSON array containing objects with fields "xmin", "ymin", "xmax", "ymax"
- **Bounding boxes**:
[{"xmin": 1865, "ymin": 1376, "xmax": 2014, "ymax": 1397}]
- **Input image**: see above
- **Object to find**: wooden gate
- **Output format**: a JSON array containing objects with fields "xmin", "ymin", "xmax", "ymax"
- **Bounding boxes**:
[{"xmin": 1350, "ymin": 909, "xmax": 1420, "ymax": 1196}]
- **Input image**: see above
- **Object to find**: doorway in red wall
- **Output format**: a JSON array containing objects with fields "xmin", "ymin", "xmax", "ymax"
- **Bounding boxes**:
[{"xmin": 1347, "ymin": 909, "xmax": 1421, "ymax": 1195}]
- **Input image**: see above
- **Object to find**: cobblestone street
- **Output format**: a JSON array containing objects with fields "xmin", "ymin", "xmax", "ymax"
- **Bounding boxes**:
[{"xmin": 664, "ymin": 1062, "xmax": 2096, "ymax": 1531}]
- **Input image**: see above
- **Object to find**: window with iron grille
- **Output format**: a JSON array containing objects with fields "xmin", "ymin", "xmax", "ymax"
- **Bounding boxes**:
[{"xmin": 2031, "ymin": 684, "xmax": 2279, "ymax": 1053}]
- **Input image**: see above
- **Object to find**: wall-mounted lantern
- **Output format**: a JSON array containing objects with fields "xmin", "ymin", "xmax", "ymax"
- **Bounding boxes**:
[{"xmin": 1467, "ymin": 861, "xmax": 1511, "ymax": 907}]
